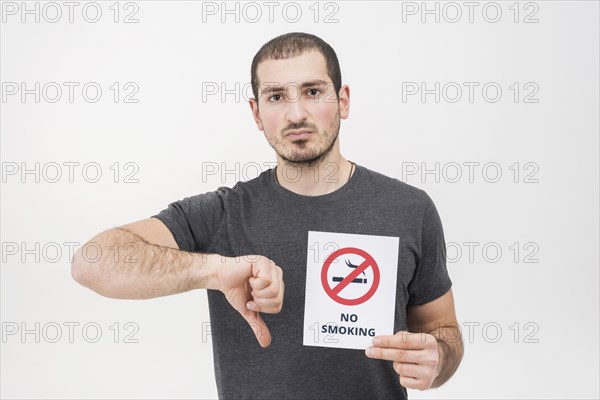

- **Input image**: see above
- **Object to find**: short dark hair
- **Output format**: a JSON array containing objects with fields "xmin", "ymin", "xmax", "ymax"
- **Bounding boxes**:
[{"xmin": 250, "ymin": 32, "xmax": 342, "ymax": 103}]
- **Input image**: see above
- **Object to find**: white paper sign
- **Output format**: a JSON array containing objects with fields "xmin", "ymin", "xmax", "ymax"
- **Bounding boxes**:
[{"xmin": 303, "ymin": 231, "xmax": 399, "ymax": 350}]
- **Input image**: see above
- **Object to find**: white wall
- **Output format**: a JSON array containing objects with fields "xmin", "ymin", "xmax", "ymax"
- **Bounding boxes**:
[{"xmin": 1, "ymin": 1, "xmax": 598, "ymax": 399}]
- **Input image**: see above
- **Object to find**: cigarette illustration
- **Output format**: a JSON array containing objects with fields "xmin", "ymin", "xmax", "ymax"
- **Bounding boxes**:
[{"xmin": 332, "ymin": 259, "xmax": 368, "ymax": 284}]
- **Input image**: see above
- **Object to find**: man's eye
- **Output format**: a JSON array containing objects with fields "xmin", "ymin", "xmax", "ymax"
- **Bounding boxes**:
[
  {"xmin": 269, "ymin": 94, "xmax": 282, "ymax": 102},
  {"xmin": 307, "ymin": 88, "xmax": 321, "ymax": 96}
]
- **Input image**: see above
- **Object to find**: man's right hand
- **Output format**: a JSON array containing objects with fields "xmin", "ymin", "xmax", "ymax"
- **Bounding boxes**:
[
  {"xmin": 71, "ymin": 218, "xmax": 284, "ymax": 348},
  {"xmin": 211, "ymin": 254, "xmax": 284, "ymax": 348}
]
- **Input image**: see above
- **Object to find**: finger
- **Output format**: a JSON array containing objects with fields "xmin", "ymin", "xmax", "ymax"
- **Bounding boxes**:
[
  {"xmin": 365, "ymin": 346, "xmax": 423, "ymax": 363},
  {"xmin": 251, "ymin": 296, "xmax": 283, "ymax": 313},
  {"xmin": 250, "ymin": 278, "xmax": 284, "ymax": 312},
  {"xmin": 240, "ymin": 308, "xmax": 272, "ymax": 348},
  {"xmin": 399, "ymin": 375, "xmax": 422, "ymax": 390},
  {"xmin": 250, "ymin": 259, "xmax": 273, "ymax": 291},
  {"xmin": 258, "ymin": 277, "xmax": 284, "ymax": 313},
  {"xmin": 373, "ymin": 332, "xmax": 431, "ymax": 350},
  {"xmin": 250, "ymin": 255, "xmax": 271, "ymax": 279},
  {"xmin": 249, "ymin": 277, "xmax": 271, "ymax": 292},
  {"xmin": 252, "ymin": 284, "xmax": 278, "ymax": 298},
  {"xmin": 270, "ymin": 262, "xmax": 280, "ymax": 291},
  {"xmin": 252, "ymin": 264, "xmax": 283, "ymax": 298},
  {"xmin": 393, "ymin": 361, "xmax": 422, "ymax": 379}
]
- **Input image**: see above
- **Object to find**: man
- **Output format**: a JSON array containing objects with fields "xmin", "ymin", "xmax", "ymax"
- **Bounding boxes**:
[{"xmin": 72, "ymin": 32, "xmax": 464, "ymax": 399}]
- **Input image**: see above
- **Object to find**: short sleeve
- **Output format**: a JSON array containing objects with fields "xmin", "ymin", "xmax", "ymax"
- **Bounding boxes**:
[
  {"xmin": 407, "ymin": 194, "xmax": 452, "ymax": 306},
  {"xmin": 151, "ymin": 190, "xmax": 225, "ymax": 253}
]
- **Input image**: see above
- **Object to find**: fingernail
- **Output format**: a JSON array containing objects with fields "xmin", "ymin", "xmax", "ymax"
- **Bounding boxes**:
[
  {"xmin": 247, "ymin": 302, "xmax": 256, "ymax": 311},
  {"xmin": 365, "ymin": 347, "xmax": 375, "ymax": 357},
  {"xmin": 372, "ymin": 338, "xmax": 381, "ymax": 346}
]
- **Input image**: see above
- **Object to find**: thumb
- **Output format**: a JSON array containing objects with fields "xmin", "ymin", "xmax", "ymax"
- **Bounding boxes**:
[{"xmin": 240, "ymin": 307, "xmax": 272, "ymax": 348}]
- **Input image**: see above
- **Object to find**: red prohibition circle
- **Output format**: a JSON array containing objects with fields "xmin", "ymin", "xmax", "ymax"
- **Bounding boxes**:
[{"xmin": 320, "ymin": 247, "xmax": 380, "ymax": 306}]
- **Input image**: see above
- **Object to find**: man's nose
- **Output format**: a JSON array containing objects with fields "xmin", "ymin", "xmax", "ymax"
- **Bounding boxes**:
[{"xmin": 285, "ymin": 94, "xmax": 308, "ymax": 123}]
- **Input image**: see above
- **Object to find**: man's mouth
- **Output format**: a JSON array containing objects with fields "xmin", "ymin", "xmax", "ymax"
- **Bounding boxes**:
[{"xmin": 286, "ymin": 130, "xmax": 312, "ymax": 139}]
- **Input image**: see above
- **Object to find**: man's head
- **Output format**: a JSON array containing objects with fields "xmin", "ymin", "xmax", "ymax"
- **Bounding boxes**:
[
  {"xmin": 249, "ymin": 32, "xmax": 350, "ymax": 168},
  {"xmin": 250, "ymin": 32, "xmax": 342, "ymax": 104}
]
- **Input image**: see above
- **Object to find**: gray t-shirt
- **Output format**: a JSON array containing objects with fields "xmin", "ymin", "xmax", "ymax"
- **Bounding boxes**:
[{"xmin": 152, "ymin": 162, "xmax": 452, "ymax": 400}]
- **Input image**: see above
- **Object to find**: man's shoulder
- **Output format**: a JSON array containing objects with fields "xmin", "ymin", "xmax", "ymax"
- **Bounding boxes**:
[
  {"xmin": 357, "ymin": 164, "xmax": 429, "ymax": 202},
  {"xmin": 210, "ymin": 169, "xmax": 272, "ymax": 199}
]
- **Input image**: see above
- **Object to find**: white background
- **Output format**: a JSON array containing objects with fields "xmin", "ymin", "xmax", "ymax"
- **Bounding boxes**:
[{"xmin": 1, "ymin": 1, "xmax": 598, "ymax": 399}]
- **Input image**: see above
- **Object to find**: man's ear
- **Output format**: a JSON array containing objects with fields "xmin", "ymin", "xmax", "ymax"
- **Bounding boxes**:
[
  {"xmin": 338, "ymin": 84, "xmax": 350, "ymax": 120},
  {"xmin": 249, "ymin": 98, "xmax": 264, "ymax": 131}
]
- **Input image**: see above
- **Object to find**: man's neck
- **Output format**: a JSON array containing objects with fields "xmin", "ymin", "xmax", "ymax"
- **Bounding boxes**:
[{"xmin": 275, "ymin": 156, "xmax": 355, "ymax": 197}]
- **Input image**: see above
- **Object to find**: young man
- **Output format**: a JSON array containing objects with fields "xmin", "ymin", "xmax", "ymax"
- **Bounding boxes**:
[{"xmin": 72, "ymin": 32, "xmax": 463, "ymax": 399}]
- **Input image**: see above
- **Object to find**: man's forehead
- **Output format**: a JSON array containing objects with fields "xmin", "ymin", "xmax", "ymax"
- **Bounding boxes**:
[{"xmin": 256, "ymin": 51, "xmax": 329, "ymax": 91}]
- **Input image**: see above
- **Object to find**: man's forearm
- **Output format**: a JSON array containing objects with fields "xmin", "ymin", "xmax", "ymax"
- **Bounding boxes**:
[
  {"xmin": 430, "ymin": 324, "xmax": 464, "ymax": 388},
  {"xmin": 71, "ymin": 227, "xmax": 218, "ymax": 299}
]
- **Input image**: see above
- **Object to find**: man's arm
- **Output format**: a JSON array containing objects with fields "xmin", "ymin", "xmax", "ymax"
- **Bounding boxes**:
[
  {"xmin": 71, "ymin": 217, "xmax": 284, "ymax": 347},
  {"xmin": 70, "ymin": 218, "xmax": 218, "ymax": 299},
  {"xmin": 406, "ymin": 288, "xmax": 464, "ymax": 388},
  {"xmin": 365, "ymin": 289, "xmax": 464, "ymax": 390}
]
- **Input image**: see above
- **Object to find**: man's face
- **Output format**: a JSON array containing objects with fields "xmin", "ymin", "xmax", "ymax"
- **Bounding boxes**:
[{"xmin": 250, "ymin": 50, "xmax": 349, "ymax": 167}]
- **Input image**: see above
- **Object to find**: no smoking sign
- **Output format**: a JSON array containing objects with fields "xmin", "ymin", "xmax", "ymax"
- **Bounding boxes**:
[
  {"xmin": 321, "ymin": 247, "xmax": 380, "ymax": 306},
  {"xmin": 304, "ymin": 231, "xmax": 399, "ymax": 350}
]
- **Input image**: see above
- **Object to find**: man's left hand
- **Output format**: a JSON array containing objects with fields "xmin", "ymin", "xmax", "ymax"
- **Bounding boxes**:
[{"xmin": 365, "ymin": 331, "xmax": 440, "ymax": 390}]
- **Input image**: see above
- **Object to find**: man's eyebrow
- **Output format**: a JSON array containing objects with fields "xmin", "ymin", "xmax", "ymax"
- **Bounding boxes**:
[{"xmin": 261, "ymin": 80, "xmax": 330, "ymax": 94}]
